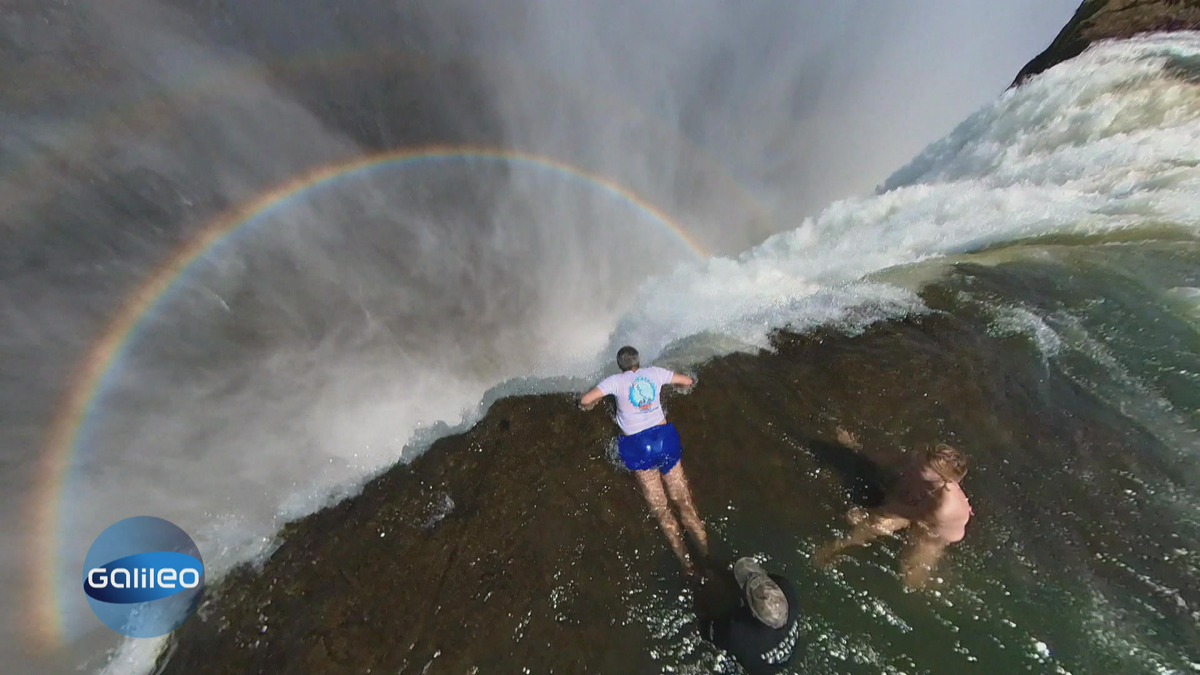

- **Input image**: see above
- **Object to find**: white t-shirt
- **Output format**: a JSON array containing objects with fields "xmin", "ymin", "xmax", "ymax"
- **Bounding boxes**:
[{"xmin": 596, "ymin": 366, "xmax": 676, "ymax": 436}]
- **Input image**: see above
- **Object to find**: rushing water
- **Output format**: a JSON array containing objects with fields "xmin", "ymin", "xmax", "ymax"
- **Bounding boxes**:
[
  {"xmin": 6, "ymin": 1, "xmax": 1200, "ymax": 673},
  {"xmin": 607, "ymin": 31, "xmax": 1200, "ymax": 672},
  {"xmin": 617, "ymin": 237, "xmax": 1200, "ymax": 675}
]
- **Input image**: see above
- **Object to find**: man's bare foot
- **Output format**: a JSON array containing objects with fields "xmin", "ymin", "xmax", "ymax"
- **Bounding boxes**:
[
  {"xmin": 836, "ymin": 426, "xmax": 863, "ymax": 450},
  {"xmin": 680, "ymin": 554, "xmax": 697, "ymax": 578},
  {"xmin": 683, "ymin": 565, "xmax": 709, "ymax": 587}
]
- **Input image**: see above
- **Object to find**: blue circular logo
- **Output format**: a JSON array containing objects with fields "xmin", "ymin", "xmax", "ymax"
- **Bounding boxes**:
[
  {"xmin": 82, "ymin": 516, "xmax": 205, "ymax": 638},
  {"xmin": 629, "ymin": 377, "xmax": 657, "ymax": 410}
]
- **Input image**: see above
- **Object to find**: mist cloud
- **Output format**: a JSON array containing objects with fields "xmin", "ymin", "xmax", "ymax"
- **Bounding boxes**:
[{"xmin": 1, "ymin": 1, "xmax": 1079, "ymax": 673}]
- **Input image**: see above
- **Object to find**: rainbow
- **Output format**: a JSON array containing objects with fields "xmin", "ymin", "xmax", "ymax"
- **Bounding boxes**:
[{"xmin": 26, "ymin": 145, "xmax": 708, "ymax": 649}]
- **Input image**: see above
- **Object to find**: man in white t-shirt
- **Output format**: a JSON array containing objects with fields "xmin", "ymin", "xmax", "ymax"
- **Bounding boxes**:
[{"xmin": 580, "ymin": 345, "xmax": 710, "ymax": 576}]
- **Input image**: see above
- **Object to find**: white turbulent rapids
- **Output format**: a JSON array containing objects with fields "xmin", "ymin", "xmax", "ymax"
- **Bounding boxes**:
[
  {"xmin": 609, "ymin": 33, "xmax": 1200, "ymax": 360},
  {"xmin": 102, "ymin": 33, "xmax": 1200, "ymax": 675}
]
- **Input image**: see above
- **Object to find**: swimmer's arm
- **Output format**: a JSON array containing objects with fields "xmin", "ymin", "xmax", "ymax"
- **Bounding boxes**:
[
  {"xmin": 670, "ymin": 373, "xmax": 694, "ymax": 387},
  {"xmin": 579, "ymin": 387, "xmax": 607, "ymax": 410}
]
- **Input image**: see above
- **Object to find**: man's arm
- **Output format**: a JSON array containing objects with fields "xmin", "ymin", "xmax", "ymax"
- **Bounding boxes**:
[
  {"xmin": 670, "ymin": 372, "xmax": 694, "ymax": 387},
  {"xmin": 580, "ymin": 386, "xmax": 606, "ymax": 410}
]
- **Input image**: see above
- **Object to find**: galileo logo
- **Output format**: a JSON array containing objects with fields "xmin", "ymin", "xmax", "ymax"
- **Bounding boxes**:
[{"xmin": 82, "ymin": 516, "xmax": 205, "ymax": 638}]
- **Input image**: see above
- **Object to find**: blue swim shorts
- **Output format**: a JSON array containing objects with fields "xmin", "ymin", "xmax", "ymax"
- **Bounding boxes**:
[{"xmin": 618, "ymin": 423, "xmax": 683, "ymax": 473}]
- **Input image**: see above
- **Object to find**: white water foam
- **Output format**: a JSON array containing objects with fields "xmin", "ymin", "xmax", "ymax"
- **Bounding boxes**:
[
  {"xmin": 1166, "ymin": 286, "xmax": 1200, "ymax": 326},
  {"xmin": 984, "ymin": 302, "xmax": 1066, "ymax": 358},
  {"xmin": 611, "ymin": 33, "xmax": 1200, "ymax": 361},
  {"xmin": 100, "ymin": 32, "xmax": 1200, "ymax": 675}
]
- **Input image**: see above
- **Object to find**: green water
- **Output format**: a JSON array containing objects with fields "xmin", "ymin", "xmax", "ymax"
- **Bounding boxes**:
[{"xmin": 619, "ymin": 241, "xmax": 1200, "ymax": 675}]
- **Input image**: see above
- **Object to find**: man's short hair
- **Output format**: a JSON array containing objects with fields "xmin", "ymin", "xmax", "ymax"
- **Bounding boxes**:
[
  {"xmin": 926, "ymin": 443, "xmax": 968, "ymax": 482},
  {"xmin": 616, "ymin": 346, "xmax": 640, "ymax": 372}
]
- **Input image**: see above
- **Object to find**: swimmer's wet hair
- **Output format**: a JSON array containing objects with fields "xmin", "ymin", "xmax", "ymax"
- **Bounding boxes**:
[
  {"xmin": 926, "ymin": 443, "xmax": 968, "ymax": 482},
  {"xmin": 617, "ymin": 346, "xmax": 640, "ymax": 372}
]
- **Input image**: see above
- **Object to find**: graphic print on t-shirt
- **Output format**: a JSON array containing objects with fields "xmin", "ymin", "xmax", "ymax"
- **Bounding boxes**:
[{"xmin": 628, "ymin": 376, "xmax": 657, "ymax": 410}]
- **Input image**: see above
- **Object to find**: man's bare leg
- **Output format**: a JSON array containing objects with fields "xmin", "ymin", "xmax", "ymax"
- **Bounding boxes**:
[
  {"xmin": 813, "ymin": 511, "xmax": 910, "ymax": 568},
  {"xmin": 661, "ymin": 462, "xmax": 710, "ymax": 558},
  {"xmin": 633, "ymin": 468, "xmax": 693, "ymax": 573},
  {"xmin": 900, "ymin": 528, "xmax": 947, "ymax": 589}
]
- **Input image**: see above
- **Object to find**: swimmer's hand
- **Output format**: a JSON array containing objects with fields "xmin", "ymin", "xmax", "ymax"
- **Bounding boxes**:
[
  {"xmin": 671, "ymin": 372, "xmax": 696, "ymax": 394},
  {"xmin": 835, "ymin": 426, "xmax": 863, "ymax": 450},
  {"xmin": 579, "ymin": 386, "xmax": 605, "ymax": 411}
]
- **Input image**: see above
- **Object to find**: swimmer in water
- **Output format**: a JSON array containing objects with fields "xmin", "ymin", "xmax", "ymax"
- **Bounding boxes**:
[
  {"xmin": 580, "ymin": 346, "xmax": 709, "ymax": 576},
  {"xmin": 814, "ymin": 428, "xmax": 972, "ymax": 588}
]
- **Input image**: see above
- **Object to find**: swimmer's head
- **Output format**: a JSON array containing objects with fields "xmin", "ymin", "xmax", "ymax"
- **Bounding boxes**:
[
  {"xmin": 925, "ymin": 443, "xmax": 968, "ymax": 483},
  {"xmin": 733, "ymin": 557, "xmax": 788, "ymax": 629},
  {"xmin": 617, "ymin": 346, "xmax": 640, "ymax": 372}
]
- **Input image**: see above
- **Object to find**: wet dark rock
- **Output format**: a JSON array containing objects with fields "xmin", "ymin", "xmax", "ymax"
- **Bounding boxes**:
[
  {"xmin": 1014, "ymin": 0, "xmax": 1200, "ymax": 86},
  {"xmin": 154, "ymin": 273, "xmax": 1196, "ymax": 673}
]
